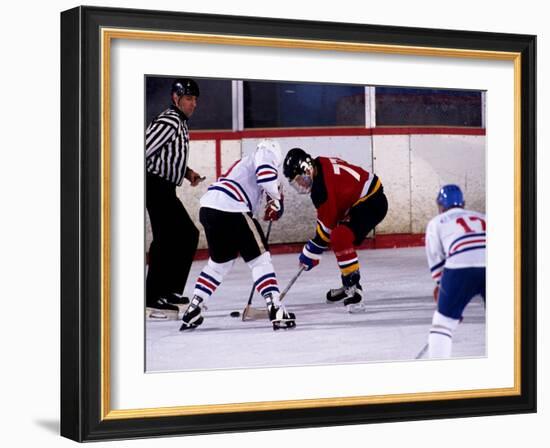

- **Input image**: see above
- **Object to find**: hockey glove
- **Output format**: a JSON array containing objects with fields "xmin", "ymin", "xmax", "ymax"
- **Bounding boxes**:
[
  {"xmin": 299, "ymin": 240, "xmax": 323, "ymax": 271},
  {"xmin": 264, "ymin": 191, "xmax": 284, "ymax": 221}
]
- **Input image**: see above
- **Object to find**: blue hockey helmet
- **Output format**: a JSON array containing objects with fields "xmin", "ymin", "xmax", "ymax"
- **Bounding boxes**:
[{"xmin": 436, "ymin": 184, "xmax": 465, "ymax": 210}]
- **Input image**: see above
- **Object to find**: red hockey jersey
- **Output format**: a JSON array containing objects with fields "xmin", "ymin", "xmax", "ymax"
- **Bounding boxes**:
[{"xmin": 311, "ymin": 157, "xmax": 380, "ymax": 243}]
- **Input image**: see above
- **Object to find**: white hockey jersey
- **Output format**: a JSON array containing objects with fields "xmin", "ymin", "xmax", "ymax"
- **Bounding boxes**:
[
  {"xmin": 200, "ymin": 146, "xmax": 281, "ymax": 216},
  {"xmin": 425, "ymin": 207, "xmax": 486, "ymax": 283}
]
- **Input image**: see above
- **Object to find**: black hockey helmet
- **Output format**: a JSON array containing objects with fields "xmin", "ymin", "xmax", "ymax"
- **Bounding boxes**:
[
  {"xmin": 171, "ymin": 78, "xmax": 200, "ymax": 97},
  {"xmin": 283, "ymin": 147, "xmax": 313, "ymax": 180}
]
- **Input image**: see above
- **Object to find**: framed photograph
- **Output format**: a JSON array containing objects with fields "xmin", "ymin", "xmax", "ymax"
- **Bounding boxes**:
[{"xmin": 60, "ymin": 6, "xmax": 536, "ymax": 442}]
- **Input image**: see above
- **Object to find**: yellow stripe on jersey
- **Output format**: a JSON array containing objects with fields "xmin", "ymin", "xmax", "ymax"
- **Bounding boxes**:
[
  {"xmin": 352, "ymin": 177, "xmax": 381, "ymax": 207},
  {"xmin": 340, "ymin": 262, "xmax": 360, "ymax": 276},
  {"xmin": 316, "ymin": 224, "xmax": 331, "ymax": 243}
]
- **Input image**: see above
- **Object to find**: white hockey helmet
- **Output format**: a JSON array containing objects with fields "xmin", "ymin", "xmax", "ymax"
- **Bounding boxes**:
[{"xmin": 256, "ymin": 139, "xmax": 282, "ymax": 168}]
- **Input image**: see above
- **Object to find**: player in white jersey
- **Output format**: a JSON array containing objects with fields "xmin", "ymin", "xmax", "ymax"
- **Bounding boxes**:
[
  {"xmin": 424, "ymin": 184, "xmax": 486, "ymax": 358},
  {"xmin": 180, "ymin": 139, "xmax": 296, "ymax": 331}
]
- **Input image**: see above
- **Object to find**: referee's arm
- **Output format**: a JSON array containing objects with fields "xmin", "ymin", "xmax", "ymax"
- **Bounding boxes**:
[{"xmin": 145, "ymin": 120, "xmax": 177, "ymax": 158}]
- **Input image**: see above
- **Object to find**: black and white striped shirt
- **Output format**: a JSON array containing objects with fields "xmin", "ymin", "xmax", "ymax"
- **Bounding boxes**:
[{"xmin": 145, "ymin": 106, "xmax": 190, "ymax": 186}]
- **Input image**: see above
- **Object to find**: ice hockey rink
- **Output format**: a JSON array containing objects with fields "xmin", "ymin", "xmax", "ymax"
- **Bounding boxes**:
[{"xmin": 146, "ymin": 246, "xmax": 486, "ymax": 372}]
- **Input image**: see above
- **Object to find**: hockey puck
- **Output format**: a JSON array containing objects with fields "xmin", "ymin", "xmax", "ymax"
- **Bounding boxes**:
[{"xmin": 230, "ymin": 311, "xmax": 241, "ymax": 318}]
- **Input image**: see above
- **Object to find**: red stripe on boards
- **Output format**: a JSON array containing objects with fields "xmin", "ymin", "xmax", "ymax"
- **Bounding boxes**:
[
  {"xmin": 146, "ymin": 237, "xmax": 426, "ymax": 263},
  {"xmin": 190, "ymin": 127, "xmax": 486, "ymax": 141},
  {"xmin": 185, "ymin": 234, "xmax": 426, "ymax": 261}
]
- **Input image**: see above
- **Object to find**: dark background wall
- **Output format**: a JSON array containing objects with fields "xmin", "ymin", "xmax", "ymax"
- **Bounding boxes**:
[
  {"xmin": 146, "ymin": 76, "xmax": 233, "ymax": 129},
  {"xmin": 146, "ymin": 76, "xmax": 483, "ymax": 130}
]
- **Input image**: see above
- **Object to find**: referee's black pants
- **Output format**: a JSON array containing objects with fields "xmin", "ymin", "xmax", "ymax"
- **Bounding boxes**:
[{"xmin": 146, "ymin": 173, "xmax": 199, "ymax": 305}]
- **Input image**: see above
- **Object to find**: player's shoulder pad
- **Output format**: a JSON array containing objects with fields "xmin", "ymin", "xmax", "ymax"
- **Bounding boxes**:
[
  {"xmin": 316, "ymin": 156, "xmax": 331, "ymax": 166},
  {"xmin": 425, "ymin": 214, "xmax": 439, "ymax": 232},
  {"xmin": 468, "ymin": 208, "xmax": 486, "ymax": 218},
  {"xmin": 255, "ymin": 145, "xmax": 277, "ymax": 164}
]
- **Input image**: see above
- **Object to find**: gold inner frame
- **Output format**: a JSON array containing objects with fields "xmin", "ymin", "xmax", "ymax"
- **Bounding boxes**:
[{"xmin": 100, "ymin": 28, "xmax": 522, "ymax": 421}]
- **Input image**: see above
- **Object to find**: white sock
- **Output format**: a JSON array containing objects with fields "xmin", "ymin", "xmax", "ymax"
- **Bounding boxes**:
[
  {"xmin": 428, "ymin": 311, "xmax": 460, "ymax": 359},
  {"xmin": 247, "ymin": 252, "xmax": 280, "ymax": 303},
  {"xmin": 192, "ymin": 258, "xmax": 234, "ymax": 301}
]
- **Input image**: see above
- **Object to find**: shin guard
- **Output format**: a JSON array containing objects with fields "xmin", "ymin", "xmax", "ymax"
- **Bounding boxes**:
[
  {"xmin": 247, "ymin": 252, "xmax": 281, "ymax": 301},
  {"xmin": 332, "ymin": 225, "xmax": 360, "ymax": 277}
]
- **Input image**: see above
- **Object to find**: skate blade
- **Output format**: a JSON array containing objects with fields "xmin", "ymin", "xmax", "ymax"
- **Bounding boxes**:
[
  {"xmin": 146, "ymin": 307, "xmax": 179, "ymax": 321},
  {"xmin": 346, "ymin": 303, "xmax": 367, "ymax": 314},
  {"xmin": 272, "ymin": 320, "xmax": 296, "ymax": 330},
  {"xmin": 179, "ymin": 316, "xmax": 204, "ymax": 331}
]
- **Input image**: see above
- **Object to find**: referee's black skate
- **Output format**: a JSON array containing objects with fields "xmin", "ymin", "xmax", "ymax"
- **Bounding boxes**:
[
  {"xmin": 146, "ymin": 298, "xmax": 180, "ymax": 320},
  {"xmin": 165, "ymin": 293, "xmax": 190, "ymax": 314},
  {"xmin": 166, "ymin": 293, "xmax": 190, "ymax": 306},
  {"xmin": 179, "ymin": 296, "xmax": 205, "ymax": 331}
]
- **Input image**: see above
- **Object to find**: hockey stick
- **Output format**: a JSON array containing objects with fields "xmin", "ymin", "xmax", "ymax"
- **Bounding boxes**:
[
  {"xmin": 415, "ymin": 342, "xmax": 429, "ymax": 360},
  {"xmin": 415, "ymin": 303, "xmax": 476, "ymax": 360},
  {"xmin": 241, "ymin": 221, "xmax": 273, "ymax": 321},
  {"xmin": 242, "ymin": 265, "xmax": 306, "ymax": 321},
  {"xmin": 280, "ymin": 265, "xmax": 306, "ymax": 301}
]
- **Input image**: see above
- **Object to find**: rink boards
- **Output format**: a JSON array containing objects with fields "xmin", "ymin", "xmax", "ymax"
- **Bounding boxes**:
[{"xmin": 145, "ymin": 129, "xmax": 485, "ymax": 249}]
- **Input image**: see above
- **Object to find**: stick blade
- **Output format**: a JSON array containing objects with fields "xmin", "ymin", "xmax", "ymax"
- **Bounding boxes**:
[{"xmin": 242, "ymin": 306, "xmax": 268, "ymax": 321}]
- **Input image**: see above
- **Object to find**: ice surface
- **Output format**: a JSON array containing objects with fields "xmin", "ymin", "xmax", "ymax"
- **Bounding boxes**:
[{"xmin": 146, "ymin": 247, "xmax": 486, "ymax": 372}]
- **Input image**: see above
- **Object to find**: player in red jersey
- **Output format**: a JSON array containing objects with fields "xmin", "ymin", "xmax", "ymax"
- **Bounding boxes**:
[{"xmin": 283, "ymin": 147, "xmax": 388, "ymax": 312}]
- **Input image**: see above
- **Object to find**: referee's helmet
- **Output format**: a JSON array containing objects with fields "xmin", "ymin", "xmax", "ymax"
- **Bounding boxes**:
[{"xmin": 171, "ymin": 78, "xmax": 200, "ymax": 97}]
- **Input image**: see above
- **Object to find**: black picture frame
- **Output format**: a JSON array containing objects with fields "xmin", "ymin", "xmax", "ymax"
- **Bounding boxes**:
[{"xmin": 60, "ymin": 5, "xmax": 536, "ymax": 442}]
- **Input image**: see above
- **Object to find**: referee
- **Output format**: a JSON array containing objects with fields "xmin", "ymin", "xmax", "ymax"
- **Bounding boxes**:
[{"xmin": 145, "ymin": 78, "xmax": 203, "ymax": 319}]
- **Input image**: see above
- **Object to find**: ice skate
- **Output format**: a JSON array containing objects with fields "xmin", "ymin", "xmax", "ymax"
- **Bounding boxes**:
[
  {"xmin": 326, "ymin": 286, "xmax": 347, "ymax": 303},
  {"xmin": 326, "ymin": 283, "xmax": 366, "ymax": 313},
  {"xmin": 179, "ymin": 296, "xmax": 205, "ymax": 331},
  {"xmin": 165, "ymin": 293, "xmax": 190, "ymax": 312},
  {"xmin": 146, "ymin": 298, "xmax": 180, "ymax": 320},
  {"xmin": 342, "ymin": 284, "xmax": 366, "ymax": 313},
  {"xmin": 268, "ymin": 303, "xmax": 296, "ymax": 330},
  {"xmin": 264, "ymin": 293, "xmax": 296, "ymax": 330},
  {"xmin": 328, "ymin": 271, "xmax": 366, "ymax": 313}
]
